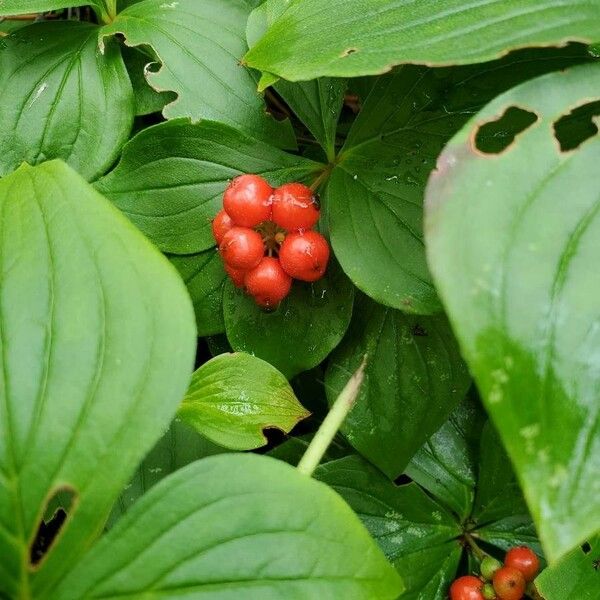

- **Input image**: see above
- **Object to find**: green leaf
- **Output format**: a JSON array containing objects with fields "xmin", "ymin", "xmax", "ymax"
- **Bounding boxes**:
[
  {"xmin": 178, "ymin": 352, "xmax": 310, "ymax": 450},
  {"xmin": 0, "ymin": 161, "xmax": 196, "ymax": 598},
  {"xmin": 536, "ymin": 534, "xmax": 600, "ymax": 600},
  {"xmin": 327, "ymin": 47, "xmax": 589, "ymax": 313},
  {"xmin": 121, "ymin": 45, "xmax": 176, "ymax": 116},
  {"xmin": 244, "ymin": 0, "xmax": 600, "ymax": 80},
  {"xmin": 0, "ymin": 21, "xmax": 133, "ymax": 181},
  {"xmin": 169, "ymin": 249, "xmax": 226, "ymax": 337},
  {"xmin": 0, "ymin": 1, "xmax": 105, "ymax": 16},
  {"xmin": 325, "ymin": 293, "xmax": 471, "ymax": 479},
  {"xmin": 106, "ymin": 418, "xmax": 228, "ymax": 529},
  {"xmin": 95, "ymin": 119, "xmax": 321, "ymax": 254},
  {"xmin": 316, "ymin": 455, "xmax": 462, "ymax": 600},
  {"xmin": 405, "ymin": 396, "xmax": 483, "ymax": 522},
  {"xmin": 223, "ymin": 259, "xmax": 354, "ymax": 378},
  {"xmin": 101, "ymin": 0, "xmax": 296, "ymax": 148},
  {"xmin": 425, "ymin": 62, "xmax": 600, "ymax": 562},
  {"xmin": 275, "ymin": 78, "xmax": 346, "ymax": 161},
  {"xmin": 268, "ymin": 432, "xmax": 350, "ymax": 466},
  {"xmin": 52, "ymin": 454, "xmax": 404, "ymax": 599}
]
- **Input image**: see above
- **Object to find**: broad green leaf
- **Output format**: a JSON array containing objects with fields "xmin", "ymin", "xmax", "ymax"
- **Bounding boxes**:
[
  {"xmin": 327, "ymin": 47, "xmax": 589, "ymax": 313},
  {"xmin": 121, "ymin": 45, "xmax": 176, "ymax": 116},
  {"xmin": 95, "ymin": 119, "xmax": 321, "ymax": 254},
  {"xmin": 244, "ymin": 0, "xmax": 600, "ymax": 80},
  {"xmin": 536, "ymin": 534, "xmax": 600, "ymax": 599},
  {"xmin": 107, "ymin": 419, "xmax": 228, "ymax": 529},
  {"xmin": 326, "ymin": 294, "xmax": 471, "ymax": 479},
  {"xmin": 52, "ymin": 454, "xmax": 404, "ymax": 599},
  {"xmin": 406, "ymin": 396, "xmax": 483, "ymax": 522},
  {"xmin": 246, "ymin": 0, "xmax": 345, "ymax": 159},
  {"xmin": 101, "ymin": 0, "xmax": 296, "ymax": 148},
  {"xmin": 0, "ymin": 21, "xmax": 134, "ymax": 181},
  {"xmin": 316, "ymin": 456, "xmax": 462, "ymax": 600},
  {"xmin": 223, "ymin": 259, "xmax": 354, "ymax": 378},
  {"xmin": 275, "ymin": 78, "xmax": 347, "ymax": 161},
  {"xmin": 0, "ymin": 1, "xmax": 106, "ymax": 16},
  {"xmin": 0, "ymin": 161, "xmax": 196, "ymax": 598},
  {"xmin": 178, "ymin": 353, "xmax": 310, "ymax": 450},
  {"xmin": 425, "ymin": 62, "xmax": 600, "ymax": 561},
  {"xmin": 476, "ymin": 517, "xmax": 543, "ymax": 557},
  {"xmin": 268, "ymin": 432, "xmax": 350, "ymax": 466},
  {"xmin": 170, "ymin": 249, "xmax": 226, "ymax": 337}
]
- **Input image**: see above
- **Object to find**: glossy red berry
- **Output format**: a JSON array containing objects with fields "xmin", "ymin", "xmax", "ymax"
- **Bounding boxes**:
[
  {"xmin": 212, "ymin": 209, "xmax": 234, "ymax": 245},
  {"xmin": 224, "ymin": 264, "xmax": 246, "ymax": 288},
  {"xmin": 492, "ymin": 566, "xmax": 526, "ymax": 600},
  {"xmin": 223, "ymin": 174, "xmax": 273, "ymax": 227},
  {"xmin": 219, "ymin": 227, "xmax": 264, "ymax": 271},
  {"xmin": 271, "ymin": 182, "xmax": 320, "ymax": 231},
  {"xmin": 279, "ymin": 230, "xmax": 330, "ymax": 282},
  {"xmin": 450, "ymin": 575, "xmax": 484, "ymax": 600},
  {"xmin": 504, "ymin": 547, "xmax": 539, "ymax": 582},
  {"xmin": 244, "ymin": 257, "xmax": 292, "ymax": 308}
]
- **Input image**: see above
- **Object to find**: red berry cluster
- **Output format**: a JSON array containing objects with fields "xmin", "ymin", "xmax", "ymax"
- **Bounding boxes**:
[
  {"xmin": 450, "ymin": 546, "xmax": 540, "ymax": 600},
  {"xmin": 212, "ymin": 174, "xmax": 330, "ymax": 308}
]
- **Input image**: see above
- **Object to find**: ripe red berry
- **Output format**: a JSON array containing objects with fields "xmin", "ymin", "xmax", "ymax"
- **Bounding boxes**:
[
  {"xmin": 212, "ymin": 209, "xmax": 234, "ymax": 245},
  {"xmin": 279, "ymin": 230, "xmax": 330, "ymax": 282},
  {"xmin": 223, "ymin": 174, "xmax": 273, "ymax": 227},
  {"xmin": 492, "ymin": 566, "xmax": 526, "ymax": 600},
  {"xmin": 504, "ymin": 547, "xmax": 539, "ymax": 582},
  {"xmin": 450, "ymin": 575, "xmax": 484, "ymax": 600},
  {"xmin": 271, "ymin": 182, "xmax": 320, "ymax": 231},
  {"xmin": 219, "ymin": 227, "xmax": 264, "ymax": 271},
  {"xmin": 225, "ymin": 264, "xmax": 246, "ymax": 288},
  {"xmin": 244, "ymin": 257, "xmax": 292, "ymax": 308}
]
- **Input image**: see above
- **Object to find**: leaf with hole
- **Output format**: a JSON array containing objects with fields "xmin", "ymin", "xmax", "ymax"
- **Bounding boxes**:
[
  {"xmin": 425, "ymin": 62, "xmax": 600, "ymax": 562},
  {"xmin": 0, "ymin": 160, "xmax": 196, "ymax": 598},
  {"xmin": 177, "ymin": 352, "xmax": 310, "ymax": 450},
  {"xmin": 325, "ymin": 47, "xmax": 588, "ymax": 313},
  {"xmin": 325, "ymin": 293, "xmax": 471, "ymax": 479},
  {"xmin": 95, "ymin": 119, "xmax": 321, "ymax": 254},
  {"xmin": 223, "ymin": 258, "xmax": 354, "ymax": 378},
  {"xmin": 0, "ymin": 21, "xmax": 134, "ymax": 181},
  {"xmin": 52, "ymin": 454, "xmax": 404, "ymax": 599},
  {"xmin": 244, "ymin": 0, "xmax": 600, "ymax": 80},
  {"xmin": 101, "ymin": 0, "xmax": 296, "ymax": 148}
]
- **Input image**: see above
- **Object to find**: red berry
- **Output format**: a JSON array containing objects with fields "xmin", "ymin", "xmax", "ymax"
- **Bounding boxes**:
[
  {"xmin": 223, "ymin": 174, "xmax": 273, "ymax": 227},
  {"xmin": 492, "ymin": 566, "xmax": 526, "ymax": 600},
  {"xmin": 450, "ymin": 576, "xmax": 484, "ymax": 600},
  {"xmin": 271, "ymin": 182, "xmax": 320, "ymax": 231},
  {"xmin": 504, "ymin": 547, "xmax": 539, "ymax": 582},
  {"xmin": 219, "ymin": 227, "xmax": 264, "ymax": 270},
  {"xmin": 212, "ymin": 209, "xmax": 234, "ymax": 245},
  {"xmin": 279, "ymin": 230, "xmax": 330, "ymax": 282},
  {"xmin": 225, "ymin": 264, "xmax": 246, "ymax": 288},
  {"xmin": 244, "ymin": 257, "xmax": 292, "ymax": 308}
]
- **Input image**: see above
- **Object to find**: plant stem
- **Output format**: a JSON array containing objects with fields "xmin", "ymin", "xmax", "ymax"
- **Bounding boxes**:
[
  {"xmin": 464, "ymin": 532, "xmax": 486, "ymax": 561},
  {"xmin": 310, "ymin": 164, "xmax": 334, "ymax": 192},
  {"xmin": 297, "ymin": 356, "xmax": 367, "ymax": 477}
]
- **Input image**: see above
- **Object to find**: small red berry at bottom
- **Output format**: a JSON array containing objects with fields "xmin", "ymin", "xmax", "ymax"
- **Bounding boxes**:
[
  {"xmin": 245, "ymin": 257, "xmax": 292, "ymax": 308},
  {"xmin": 223, "ymin": 174, "xmax": 273, "ymax": 227},
  {"xmin": 492, "ymin": 566, "xmax": 526, "ymax": 600},
  {"xmin": 225, "ymin": 264, "xmax": 246, "ymax": 288},
  {"xmin": 450, "ymin": 575, "xmax": 484, "ymax": 600},
  {"xmin": 504, "ymin": 546, "xmax": 540, "ymax": 582},
  {"xmin": 212, "ymin": 209, "xmax": 234, "ymax": 245},
  {"xmin": 219, "ymin": 227, "xmax": 264, "ymax": 270},
  {"xmin": 271, "ymin": 182, "xmax": 320, "ymax": 231},
  {"xmin": 279, "ymin": 230, "xmax": 330, "ymax": 282}
]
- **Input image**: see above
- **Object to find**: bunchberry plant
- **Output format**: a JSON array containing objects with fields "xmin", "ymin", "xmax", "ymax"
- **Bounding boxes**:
[{"xmin": 0, "ymin": 0, "xmax": 598, "ymax": 598}]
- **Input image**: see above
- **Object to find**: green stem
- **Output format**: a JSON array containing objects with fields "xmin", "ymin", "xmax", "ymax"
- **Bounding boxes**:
[
  {"xmin": 94, "ymin": 0, "xmax": 117, "ymax": 23},
  {"xmin": 464, "ymin": 532, "xmax": 486, "ymax": 561},
  {"xmin": 297, "ymin": 357, "xmax": 367, "ymax": 477}
]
